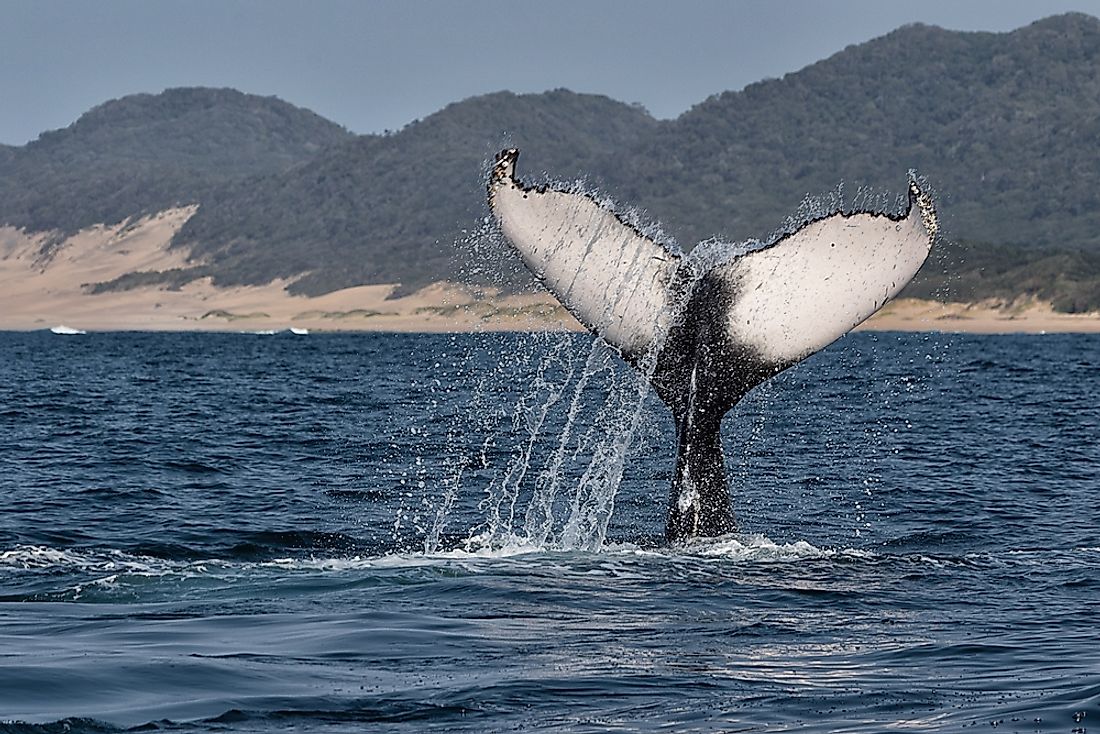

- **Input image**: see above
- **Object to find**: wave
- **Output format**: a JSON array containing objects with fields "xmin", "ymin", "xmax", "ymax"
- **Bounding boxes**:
[
  {"xmin": 4, "ymin": 537, "xmax": 1095, "ymax": 586},
  {"xmin": 0, "ymin": 694, "xmax": 485, "ymax": 733},
  {"xmin": 0, "ymin": 717, "xmax": 119, "ymax": 734},
  {"xmin": 48, "ymin": 325, "xmax": 86, "ymax": 335},
  {"xmin": 0, "ymin": 546, "xmax": 174, "ymax": 573},
  {"xmin": 670, "ymin": 532, "xmax": 870, "ymax": 562},
  {"xmin": 0, "ymin": 534, "xmax": 855, "ymax": 578}
]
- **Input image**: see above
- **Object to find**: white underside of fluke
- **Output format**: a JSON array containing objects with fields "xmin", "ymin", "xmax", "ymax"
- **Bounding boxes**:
[
  {"xmin": 487, "ymin": 148, "xmax": 937, "ymax": 365},
  {"xmin": 489, "ymin": 150, "xmax": 683, "ymax": 359},
  {"xmin": 719, "ymin": 194, "xmax": 935, "ymax": 363}
]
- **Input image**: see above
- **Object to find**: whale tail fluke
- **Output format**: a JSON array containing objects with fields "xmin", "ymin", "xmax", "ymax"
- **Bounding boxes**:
[
  {"xmin": 489, "ymin": 148, "xmax": 688, "ymax": 363},
  {"xmin": 487, "ymin": 148, "xmax": 938, "ymax": 541}
]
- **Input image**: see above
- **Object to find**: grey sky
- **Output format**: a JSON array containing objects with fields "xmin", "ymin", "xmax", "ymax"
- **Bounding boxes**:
[{"xmin": 2, "ymin": 0, "xmax": 1099, "ymax": 145}]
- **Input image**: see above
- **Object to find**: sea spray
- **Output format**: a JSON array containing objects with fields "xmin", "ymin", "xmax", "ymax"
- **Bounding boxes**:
[
  {"xmin": 558, "ymin": 352, "xmax": 654, "ymax": 549},
  {"xmin": 425, "ymin": 172, "xmax": 704, "ymax": 552},
  {"xmin": 483, "ymin": 337, "xmax": 575, "ymax": 543},
  {"xmin": 417, "ymin": 322, "xmax": 668, "ymax": 553},
  {"xmin": 523, "ymin": 341, "xmax": 612, "ymax": 547},
  {"xmin": 430, "ymin": 169, "xmax": 919, "ymax": 552}
]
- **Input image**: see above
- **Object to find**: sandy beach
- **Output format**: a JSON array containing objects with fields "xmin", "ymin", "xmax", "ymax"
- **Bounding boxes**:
[
  {"xmin": 0, "ymin": 210, "xmax": 583, "ymax": 334},
  {"xmin": 3, "ymin": 210, "xmax": 1098, "ymax": 335},
  {"xmin": 857, "ymin": 297, "xmax": 1100, "ymax": 334}
]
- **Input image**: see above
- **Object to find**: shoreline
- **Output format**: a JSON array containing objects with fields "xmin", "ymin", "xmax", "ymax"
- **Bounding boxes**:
[
  {"xmin": 855, "ymin": 297, "xmax": 1100, "ymax": 335},
  {"xmin": 2, "ymin": 291, "xmax": 1099, "ymax": 335},
  {"xmin": 3, "ymin": 213, "xmax": 1099, "ymax": 335}
]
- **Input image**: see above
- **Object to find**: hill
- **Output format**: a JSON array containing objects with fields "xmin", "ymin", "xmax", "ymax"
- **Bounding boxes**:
[
  {"xmin": 905, "ymin": 241, "xmax": 1100, "ymax": 313},
  {"xmin": 171, "ymin": 89, "xmax": 657, "ymax": 294},
  {"xmin": 4, "ymin": 15, "xmax": 1100, "ymax": 312},
  {"xmin": 170, "ymin": 13, "xmax": 1100, "ymax": 303},
  {"xmin": 603, "ymin": 12, "xmax": 1100, "ymax": 251},
  {"xmin": 0, "ymin": 87, "xmax": 352, "ymax": 234}
]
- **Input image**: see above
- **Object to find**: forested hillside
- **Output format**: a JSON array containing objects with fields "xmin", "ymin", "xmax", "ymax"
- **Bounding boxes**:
[
  {"xmin": 0, "ymin": 88, "xmax": 352, "ymax": 234},
  {"xmin": 173, "ymin": 89, "xmax": 657, "ymax": 294},
  {"xmin": 4, "ymin": 14, "xmax": 1100, "ymax": 310},
  {"xmin": 604, "ymin": 13, "xmax": 1100, "ymax": 250}
]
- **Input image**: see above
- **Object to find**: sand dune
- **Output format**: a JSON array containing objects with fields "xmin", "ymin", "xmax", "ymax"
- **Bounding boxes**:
[
  {"xmin": 0, "ymin": 209, "xmax": 583, "ymax": 333},
  {"xmin": 2, "ymin": 209, "xmax": 1098, "ymax": 334}
]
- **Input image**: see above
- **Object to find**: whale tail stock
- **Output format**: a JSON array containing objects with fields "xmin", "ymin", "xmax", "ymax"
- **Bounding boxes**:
[{"xmin": 487, "ymin": 148, "xmax": 938, "ymax": 541}]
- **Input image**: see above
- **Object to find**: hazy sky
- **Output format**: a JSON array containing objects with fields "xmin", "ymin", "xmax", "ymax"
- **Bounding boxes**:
[{"xmin": 2, "ymin": 0, "xmax": 1099, "ymax": 145}]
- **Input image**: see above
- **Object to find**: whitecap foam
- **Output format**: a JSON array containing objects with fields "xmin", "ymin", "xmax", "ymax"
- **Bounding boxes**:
[
  {"xmin": 0, "ymin": 533, "xmax": 874, "ymax": 584},
  {"xmin": 0, "ymin": 545, "xmax": 222, "ymax": 577},
  {"xmin": 379, "ymin": 532, "xmax": 867, "ymax": 567},
  {"xmin": 260, "ymin": 535, "xmax": 549, "ymax": 572},
  {"xmin": 664, "ymin": 533, "xmax": 868, "ymax": 563},
  {"xmin": 261, "ymin": 556, "xmax": 379, "ymax": 571},
  {"xmin": 49, "ymin": 325, "xmax": 86, "ymax": 335},
  {"xmin": 0, "ymin": 545, "xmax": 91, "ymax": 569},
  {"xmin": 376, "ymin": 531, "xmax": 867, "ymax": 568}
]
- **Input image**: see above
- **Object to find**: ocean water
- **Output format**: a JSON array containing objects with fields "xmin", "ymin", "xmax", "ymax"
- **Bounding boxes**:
[{"xmin": 0, "ymin": 330, "xmax": 1097, "ymax": 733}]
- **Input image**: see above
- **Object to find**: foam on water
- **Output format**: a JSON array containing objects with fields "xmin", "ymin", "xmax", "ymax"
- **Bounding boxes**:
[
  {"xmin": 0, "ymin": 535, "xmax": 980, "ymax": 603},
  {"xmin": 676, "ymin": 532, "xmax": 857, "ymax": 562},
  {"xmin": 0, "ymin": 534, "xmax": 859, "ymax": 580},
  {"xmin": 49, "ymin": 325, "xmax": 86, "ymax": 335},
  {"xmin": 0, "ymin": 545, "xmax": 185, "ymax": 574},
  {"xmin": 9, "ymin": 537, "xmax": 1084, "ymax": 601}
]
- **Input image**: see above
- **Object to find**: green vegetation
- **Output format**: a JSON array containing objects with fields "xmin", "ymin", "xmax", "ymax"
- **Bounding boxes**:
[
  {"xmin": 292, "ymin": 309, "xmax": 397, "ymax": 319},
  {"xmin": 0, "ymin": 87, "xmax": 351, "ymax": 233},
  {"xmin": 605, "ymin": 13, "xmax": 1100, "ymax": 255},
  {"xmin": 4, "ymin": 15, "xmax": 1100, "ymax": 311},
  {"xmin": 905, "ymin": 241, "xmax": 1100, "ymax": 313},
  {"xmin": 414, "ymin": 302, "xmax": 569, "ymax": 322},
  {"xmin": 173, "ymin": 89, "xmax": 658, "ymax": 294},
  {"xmin": 200, "ymin": 309, "xmax": 270, "ymax": 321},
  {"xmin": 85, "ymin": 266, "xmax": 209, "ymax": 294}
]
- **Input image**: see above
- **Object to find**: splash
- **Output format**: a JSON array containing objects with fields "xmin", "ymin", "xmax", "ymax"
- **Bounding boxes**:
[
  {"xmin": 423, "ymin": 186, "xmax": 692, "ymax": 553},
  {"xmin": 425, "ymin": 333, "xmax": 665, "ymax": 554},
  {"xmin": 421, "ymin": 184, "xmax": 737, "ymax": 553}
]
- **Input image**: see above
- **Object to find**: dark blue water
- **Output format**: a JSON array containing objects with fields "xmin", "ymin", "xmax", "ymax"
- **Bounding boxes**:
[{"xmin": 1, "ymin": 331, "xmax": 1097, "ymax": 733}]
